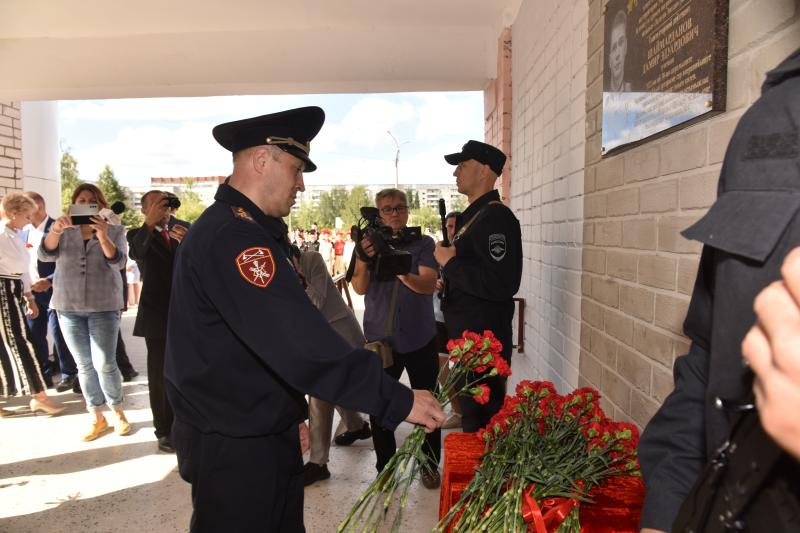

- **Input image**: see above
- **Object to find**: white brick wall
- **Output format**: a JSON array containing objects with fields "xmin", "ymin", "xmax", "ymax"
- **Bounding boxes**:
[{"xmin": 510, "ymin": 0, "xmax": 588, "ymax": 393}]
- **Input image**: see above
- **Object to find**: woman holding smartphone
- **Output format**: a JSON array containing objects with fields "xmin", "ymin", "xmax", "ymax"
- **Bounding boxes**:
[{"xmin": 39, "ymin": 183, "xmax": 131, "ymax": 441}]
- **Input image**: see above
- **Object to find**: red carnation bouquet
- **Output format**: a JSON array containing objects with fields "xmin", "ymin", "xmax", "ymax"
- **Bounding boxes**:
[
  {"xmin": 435, "ymin": 381, "xmax": 640, "ymax": 532},
  {"xmin": 338, "ymin": 330, "xmax": 511, "ymax": 533}
]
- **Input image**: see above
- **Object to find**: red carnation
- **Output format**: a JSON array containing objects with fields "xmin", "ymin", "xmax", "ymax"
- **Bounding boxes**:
[{"xmin": 471, "ymin": 384, "xmax": 491, "ymax": 405}]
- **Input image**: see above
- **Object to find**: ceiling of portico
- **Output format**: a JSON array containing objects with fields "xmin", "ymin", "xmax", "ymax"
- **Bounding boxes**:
[{"xmin": 0, "ymin": 0, "xmax": 522, "ymax": 101}]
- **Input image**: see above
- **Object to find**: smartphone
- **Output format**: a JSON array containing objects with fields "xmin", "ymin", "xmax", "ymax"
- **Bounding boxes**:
[{"xmin": 70, "ymin": 203, "xmax": 99, "ymax": 225}]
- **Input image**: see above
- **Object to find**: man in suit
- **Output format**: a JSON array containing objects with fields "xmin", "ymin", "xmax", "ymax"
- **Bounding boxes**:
[
  {"xmin": 128, "ymin": 190, "xmax": 188, "ymax": 453},
  {"xmin": 23, "ymin": 191, "xmax": 78, "ymax": 392}
]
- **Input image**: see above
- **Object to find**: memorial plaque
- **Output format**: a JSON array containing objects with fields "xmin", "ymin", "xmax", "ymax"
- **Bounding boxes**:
[{"xmin": 601, "ymin": 0, "xmax": 729, "ymax": 154}]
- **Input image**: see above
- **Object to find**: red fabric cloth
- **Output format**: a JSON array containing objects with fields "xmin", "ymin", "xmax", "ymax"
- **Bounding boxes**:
[{"xmin": 439, "ymin": 432, "xmax": 644, "ymax": 533}]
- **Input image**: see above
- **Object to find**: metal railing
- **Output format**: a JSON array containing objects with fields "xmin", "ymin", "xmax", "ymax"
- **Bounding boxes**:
[{"xmin": 513, "ymin": 297, "xmax": 525, "ymax": 353}]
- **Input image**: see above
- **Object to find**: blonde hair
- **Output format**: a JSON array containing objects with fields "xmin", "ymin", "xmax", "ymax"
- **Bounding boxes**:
[{"xmin": 2, "ymin": 192, "xmax": 36, "ymax": 216}]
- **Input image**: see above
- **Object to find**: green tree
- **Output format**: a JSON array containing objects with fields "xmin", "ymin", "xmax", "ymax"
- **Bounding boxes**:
[
  {"xmin": 96, "ymin": 165, "xmax": 143, "ymax": 227},
  {"xmin": 60, "ymin": 150, "xmax": 81, "ymax": 212},
  {"xmin": 410, "ymin": 205, "xmax": 440, "ymax": 233},
  {"xmin": 317, "ymin": 188, "xmax": 350, "ymax": 229},
  {"xmin": 343, "ymin": 185, "xmax": 372, "ymax": 229},
  {"xmin": 449, "ymin": 196, "xmax": 467, "ymax": 213},
  {"xmin": 288, "ymin": 203, "xmax": 321, "ymax": 231},
  {"xmin": 175, "ymin": 189, "xmax": 207, "ymax": 224}
]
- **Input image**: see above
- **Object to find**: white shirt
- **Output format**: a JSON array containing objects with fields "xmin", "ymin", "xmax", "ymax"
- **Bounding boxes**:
[
  {"xmin": 318, "ymin": 240, "xmax": 334, "ymax": 261},
  {"xmin": 0, "ymin": 224, "xmax": 32, "ymax": 291},
  {"xmin": 24, "ymin": 217, "xmax": 48, "ymax": 281}
]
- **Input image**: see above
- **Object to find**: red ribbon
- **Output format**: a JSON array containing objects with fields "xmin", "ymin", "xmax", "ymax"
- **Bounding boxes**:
[{"xmin": 521, "ymin": 483, "xmax": 582, "ymax": 533}]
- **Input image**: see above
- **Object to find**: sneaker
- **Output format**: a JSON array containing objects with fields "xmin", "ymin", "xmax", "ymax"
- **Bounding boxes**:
[
  {"xmin": 302, "ymin": 462, "xmax": 331, "ymax": 486},
  {"xmin": 442, "ymin": 413, "xmax": 462, "ymax": 430},
  {"xmin": 334, "ymin": 421, "xmax": 371, "ymax": 446},
  {"xmin": 114, "ymin": 411, "xmax": 132, "ymax": 436},
  {"xmin": 122, "ymin": 370, "xmax": 139, "ymax": 382},
  {"xmin": 420, "ymin": 468, "xmax": 441, "ymax": 489},
  {"xmin": 82, "ymin": 417, "xmax": 111, "ymax": 442},
  {"xmin": 56, "ymin": 375, "xmax": 78, "ymax": 393}
]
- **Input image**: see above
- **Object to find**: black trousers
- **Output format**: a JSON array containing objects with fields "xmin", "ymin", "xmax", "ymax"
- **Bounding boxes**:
[
  {"xmin": 457, "ymin": 330, "xmax": 513, "ymax": 433},
  {"xmin": 115, "ymin": 330, "xmax": 136, "ymax": 376},
  {"xmin": 369, "ymin": 336, "xmax": 441, "ymax": 472},
  {"xmin": 172, "ymin": 418, "xmax": 305, "ymax": 533},
  {"xmin": 145, "ymin": 337, "xmax": 173, "ymax": 439}
]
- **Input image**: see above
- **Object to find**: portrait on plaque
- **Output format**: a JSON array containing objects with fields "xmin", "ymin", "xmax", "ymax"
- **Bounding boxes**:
[{"xmin": 601, "ymin": 0, "xmax": 729, "ymax": 154}]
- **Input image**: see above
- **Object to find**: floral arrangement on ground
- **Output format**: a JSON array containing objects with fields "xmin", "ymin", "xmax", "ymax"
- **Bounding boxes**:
[{"xmin": 435, "ymin": 380, "xmax": 641, "ymax": 533}]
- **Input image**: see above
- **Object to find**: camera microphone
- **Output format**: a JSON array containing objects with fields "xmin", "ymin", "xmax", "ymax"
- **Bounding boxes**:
[
  {"xmin": 111, "ymin": 201, "xmax": 126, "ymax": 215},
  {"xmin": 438, "ymin": 198, "xmax": 450, "ymax": 247}
]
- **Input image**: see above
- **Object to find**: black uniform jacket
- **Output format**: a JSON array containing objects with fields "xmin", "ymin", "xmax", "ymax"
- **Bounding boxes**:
[
  {"xmin": 127, "ymin": 225, "xmax": 178, "ymax": 339},
  {"xmin": 638, "ymin": 47, "xmax": 800, "ymax": 532},
  {"xmin": 31, "ymin": 216, "xmax": 56, "ymax": 308},
  {"xmin": 164, "ymin": 182, "xmax": 413, "ymax": 438},
  {"xmin": 442, "ymin": 189, "xmax": 522, "ymax": 352}
]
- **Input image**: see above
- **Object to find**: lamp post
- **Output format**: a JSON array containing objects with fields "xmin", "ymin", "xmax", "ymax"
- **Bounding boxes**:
[{"xmin": 387, "ymin": 130, "xmax": 408, "ymax": 189}]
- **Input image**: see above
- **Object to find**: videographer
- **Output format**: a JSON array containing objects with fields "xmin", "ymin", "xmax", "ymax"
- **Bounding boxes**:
[
  {"xmin": 350, "ymin": 188, "xmax": 442, "ymax": 489},
  {"xmin": 127, "ymin": 190, "xmax": 187, "ymax": 453}
]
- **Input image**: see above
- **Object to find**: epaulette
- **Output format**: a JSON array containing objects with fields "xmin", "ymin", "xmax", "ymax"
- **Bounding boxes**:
[{"xmin": 231, "ymin": 206, "xmax": 256, "ymax": 224}]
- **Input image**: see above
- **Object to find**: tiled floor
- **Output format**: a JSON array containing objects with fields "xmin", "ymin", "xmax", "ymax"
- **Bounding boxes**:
[{"xmin": 0, "ymin": 299, "xmax": 448, "ymax": 532}]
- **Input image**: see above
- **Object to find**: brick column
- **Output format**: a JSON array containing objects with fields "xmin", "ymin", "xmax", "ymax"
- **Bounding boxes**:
[
  {"xmin": 0, "ymin": 102, "xmax": 23, "ymax": 195},
  {"xmin": 485, "ymin": 28, "xmax": 512, "ymax": 203}
]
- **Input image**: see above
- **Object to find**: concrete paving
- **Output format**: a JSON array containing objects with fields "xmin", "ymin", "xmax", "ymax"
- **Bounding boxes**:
[{"xmin": 0, "ymin": 298, "xmax": 446, "ymax": 532}]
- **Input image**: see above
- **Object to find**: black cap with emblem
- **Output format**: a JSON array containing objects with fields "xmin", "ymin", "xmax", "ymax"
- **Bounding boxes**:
[
  {"xmin": 444, "ymin": 140, "xmax": 507, "ymax": 176},
  {"xmin": 212, "ymin": 106, "xmax": 325, "ymax": 172}
]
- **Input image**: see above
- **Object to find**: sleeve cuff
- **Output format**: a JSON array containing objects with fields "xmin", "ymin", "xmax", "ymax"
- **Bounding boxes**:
[{"xmin": 378, "ymin": 378, "xmax": 414, "ymax": 431}]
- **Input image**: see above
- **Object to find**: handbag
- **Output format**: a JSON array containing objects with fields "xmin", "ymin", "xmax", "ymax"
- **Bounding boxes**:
[
  {"xmin": 364, "ymin": 279, "xmax": 399, "ymax": 369},
  {"xmin": 672, "ymin": 409, "xmax": 800, "ymax": 532}
]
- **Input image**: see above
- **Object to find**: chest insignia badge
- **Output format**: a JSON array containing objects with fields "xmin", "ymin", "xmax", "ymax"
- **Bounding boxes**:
[{"xmin": 236, "ymin": 247, "xmax": 276, "ymax": 288}]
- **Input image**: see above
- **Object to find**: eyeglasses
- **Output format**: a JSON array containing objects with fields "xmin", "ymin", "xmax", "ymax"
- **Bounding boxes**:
[{"xmin": 380, "ymin": 205, "xmax": 408, "ymax": 215}]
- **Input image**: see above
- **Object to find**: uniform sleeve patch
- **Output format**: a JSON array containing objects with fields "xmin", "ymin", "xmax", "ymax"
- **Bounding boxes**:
[
  {"xmin": 236, "ymin": 247, "xmax": 276, "ymax": 288},
  {"xmin": 488, "ymin": 233, "xmax": 507, "ymax": 261}
]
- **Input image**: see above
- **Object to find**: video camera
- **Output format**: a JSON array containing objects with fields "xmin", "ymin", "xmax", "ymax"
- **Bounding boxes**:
[{"xmin": 349, "ymin": 206, "xmax": 421, "ymax": 281}]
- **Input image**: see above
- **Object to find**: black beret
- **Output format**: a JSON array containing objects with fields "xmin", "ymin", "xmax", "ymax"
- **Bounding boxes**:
[
  {"xmin": 212, "ymin": 106, "xmax": 325, "ymax": 172},
  {"xmin": 444, "ymin": 140, "xmax": 507, "ymax": 176}
]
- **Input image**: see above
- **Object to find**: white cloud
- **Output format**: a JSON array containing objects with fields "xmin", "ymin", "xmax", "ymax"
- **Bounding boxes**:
[
  {"xmin": 73, "ymin": 121, "xmax": 230, "ymax": 185},
  {"xmin": 415, "ymin": 92, "xmax": 484, "ymax": 142},
  {"xmin": 61, "ymin": 92, "xmax": 483, "ymax": 188},
  {"xmin": 314, "ymin": 96, "xmax": 416, "ymax": 154}
]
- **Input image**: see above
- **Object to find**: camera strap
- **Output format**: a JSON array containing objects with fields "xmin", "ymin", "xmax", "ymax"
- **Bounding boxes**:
[{"xmin": 385, "ymin": 279, "xmax": 400, "ymax": 337}]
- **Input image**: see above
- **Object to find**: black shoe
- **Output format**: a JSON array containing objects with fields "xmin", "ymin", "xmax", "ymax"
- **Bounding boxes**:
[
  {"xmin": 56, "ymin": 375, "xmax": 78, "ymax": 393},
  {"xmin": 72, "ymin": 380, "xmax": 82, "ymax": 394},
  {"xmin": 157, "ymin": 436, "xmax": 175, "ymax": 453},
  {"xmin": 334, "ymin": 421, "xmax": 371, "ymax": 446},
  {"xmin": 420, "ymin": 469, "xmax": 441, "ymax": 489},
  {"xmin": 122, "ymin": 370, "xmax": 139, "ymax": 382},
  {"xmin": 302, "ymin": 462, "xmax": 330, "ymax": 486}
]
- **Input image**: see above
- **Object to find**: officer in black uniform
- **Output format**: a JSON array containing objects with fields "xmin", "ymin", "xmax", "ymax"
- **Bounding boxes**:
[
  {"xmin": 434, "ymin": 140, "xmax": 522, "ymax": 433},
  {"xmin": 638, "ymin": 47, "xmax": 800, "ymax": 533},
  {"xmin": 164, "ymin": 106, "xmax": 445, "ymax": 533}
]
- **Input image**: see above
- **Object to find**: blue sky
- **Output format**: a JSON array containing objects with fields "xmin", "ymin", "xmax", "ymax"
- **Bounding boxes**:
[{"xmin": 58, "ymin": 92, "xmax": 484, "ymax": 188}]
